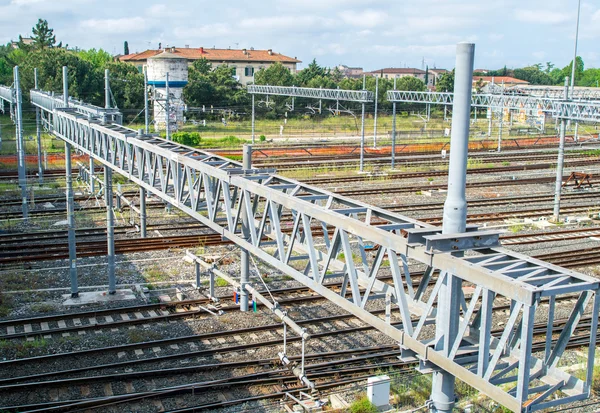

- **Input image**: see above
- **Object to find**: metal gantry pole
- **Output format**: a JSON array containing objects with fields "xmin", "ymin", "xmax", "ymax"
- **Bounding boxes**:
[
  {"xmin": 431, "ymin": 42, "xmax": 475, "ymax": 413},
  {"xmin": 251, "ymin": 94, "xmax": 255, "ymax": 144},
  {"xmin": 240, "ymin": 144, "xmax": 252, "ymax": 311},
  {"xmin": 487, "ymin": 107, "xmax": 492, "ymax": 137},
  {"xmin": 14, "ymin": 66, "xmax": 28, "ymax": 221},
  {"xmin": 391, "ymin": 77, "xmax": 397, "ymax": 169},
  {"xmin": 105, "ymin": 166, "xmax": 116, "ymax": 294},
  {"xmin": 165, "ymin": 72, "xmax": 170, "ymax": 141},
  {"xmin": 360, "ymin": 75, "xmax": 366, "ymax": 172},
  {"xmin": 373, "ymin": 76, "xmax": 378, "ymax": 148},
  {"xmin": 34, "ymin": 68, "xmax": 43, "ymax": 184},
  {"xmin": 144, "ymin": 67, "xmax": 149, "ymax": 134},
  {"xmin": 63, "ymin": 66, "xmax": 79, "ymax": 297},
  {"xmin": 553, "ymin": 77, "xmax": 569, "ymax": 222},
  {"xmin": 138, "ymin": 129, "xmax": 147, "ymax": 238}
]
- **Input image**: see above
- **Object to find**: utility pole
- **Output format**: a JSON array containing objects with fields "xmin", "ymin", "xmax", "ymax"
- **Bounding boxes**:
[
  {"xmin": 14, "ymin": 66, "xmax": 28, "ymax": 221},
  {"xmin": 104, "ymin": 68, "xmax": 116, "ymax": 294},
  {"xmin": 144, "ymin": 67, "xmax": 149, "ymax": 134},
  {"xmin": 251, "ymin": 94, "xmax": 255, "ymax": 144},
  {"xmin": 34, "ymin": 68, "xmax": 43, "ymax": 184},
  {"xmin": 63, "ymin": 66, "xmax": 79, "ymax": 298},
  {"xmin": 391, "ymin": 77, "xmax": 397, "ymax": 169},
  {"xmin": 360, "ymin": 75, "xmax": 366, "ymax": 172},
  {"xmin": 570, "ymin": 0, "xmax": 581, "ymax": 140},
  {"xmin": 553, "ymin": 77, "xmax": 569, "ymax": 222},
  {"xmin": 431, "ymin": 42, "xmax": 474, "ymax": 413},
  {"xmin": 165, "ymin": 72, "xmax": 170, "ymax": 141},
  {"xmin": 373, "ymin": 76, "xmax": 378, "ymax": 148},
  {"xmin": 240, "ymin": 144, "xmax": 252, "ymax": 311}
]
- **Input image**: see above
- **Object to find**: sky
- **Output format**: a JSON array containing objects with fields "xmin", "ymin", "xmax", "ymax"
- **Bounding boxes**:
[{"xmin": 0, "ymin": 0, "xmax": 599, "ymax": 72}]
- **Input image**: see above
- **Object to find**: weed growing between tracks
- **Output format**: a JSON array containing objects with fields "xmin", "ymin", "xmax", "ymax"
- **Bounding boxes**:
[{"xmin": 349, "ymin": 395, "xmax": 378, "ymax": 413}]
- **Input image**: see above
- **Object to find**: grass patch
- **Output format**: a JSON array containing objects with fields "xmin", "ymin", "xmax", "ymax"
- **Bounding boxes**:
[
  {"xmin": 349, "ymin": 396, "xmax": 378, "ymax": 413},
  {"xmin": 127, "ymin": 329, "xmax": 163, "ymax": 343},
  {"xmin": 0, "ymin": 337, "xmax": 49, "ymax": 358},
  {"xmin": 215, "ymin": 277, "xmax": 229, "ymax": 287},
  {"xmin": 508, "ymin": 224, "xmax": 524, "ymax": 233},
  {"xmin": 30, "ymin": 303, "xmax": 56, "ymax": 313},
  {"xmin": 143, "ymin": 265, "xmax": 169, "ymax": 283}
]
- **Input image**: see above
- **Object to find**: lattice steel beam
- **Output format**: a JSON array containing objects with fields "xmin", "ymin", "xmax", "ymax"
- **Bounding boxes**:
[
  {"xmin": 35, "ymin": 88, "xmax": 600, "ymax": 412},
  {"xmin": 248, "ymin": 84, "xmax": 373, "ymax": 103},
  {"xmin": 387, "ymin": 90, "xmax": 600, "ymax": 121},
  {"xmin": 0, "ymin": 85, "xmax": 14, "ymax": 104},
  {"xmin": 31, "ymin": 89, "xmax": 121, "ymax": 120}
]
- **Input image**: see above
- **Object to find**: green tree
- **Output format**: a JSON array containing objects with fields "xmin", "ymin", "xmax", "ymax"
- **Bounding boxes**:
[
  {"xmin": 254, "ymin": 62, "xmax": 294, "ymax": 86},
  {"xmin": 19, "ymin": 48, "xmax": 102, "ymax": 104},
  {"xmin": 436, "ymin": 70, "xmax": 455, "ymax": 92},
  {"xmin": 560, "ymin": 56, "xmax": 584, "ymax": 85},
  {"xmin": 123, "ymin": 41, "xmax": 129, "ymax": 56},
  {"xmin": 294, "ymin": 59, "xmax": 329, "ymax": 86},
  {"xmin": 78, "ymin": 48, "xmax": 112, "ymax": 70},
  {"xmin": 513, "ymin": 66, "xmax": 553, "ymax": 85},
  {"xmin": 104, "ymin": 61, "xmax": 144, "ymax": 111},
  {"xmin": 424, "ymin": 65, "xmax": 429, "ymax": 87},
  {"xmin": 396, "ymin": 76, "xmax": 426, "ymax": 91},
  {"xmin": 28, "ymin": 19, "xmax": 60, "ymax": 50}
]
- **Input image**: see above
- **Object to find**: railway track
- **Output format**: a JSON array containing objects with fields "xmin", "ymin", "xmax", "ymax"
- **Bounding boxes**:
[
  {"xmin": 1, "ymin": 194, "xmax": 599, "ymax": 265},
  {"xmin": 1, "ymin": 301, "xmax": 599, "ymax": 412},
  {"xmin": 255, "ymin": 152, "xmax": 592, "ymax": 171}
]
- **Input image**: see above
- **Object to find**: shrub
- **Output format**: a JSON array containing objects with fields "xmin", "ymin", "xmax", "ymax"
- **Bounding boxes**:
[
  {"xmin": 172, "ymin": 132, "xmax": 201, "ymax": 146},
  {"xmin": 350, "ymin": 396, "xmax": 378, "ymax": 413},
  {"xmin": 259, "ymin": 135, "xmax": 266, "ymax": 142}
]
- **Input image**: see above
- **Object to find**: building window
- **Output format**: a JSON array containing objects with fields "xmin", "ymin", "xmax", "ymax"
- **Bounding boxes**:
[
  {"xmin": 245, "ymin": 66, "xmax": 254, "ymax": 77},
  {"xmin": 231, "ymin": 66, "xmax": 237, "ymax": 76}
]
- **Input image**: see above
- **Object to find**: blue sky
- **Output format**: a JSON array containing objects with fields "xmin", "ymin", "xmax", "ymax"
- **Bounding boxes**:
[{"xmin": 0, "ymin": 0, "xmax": 598, "ymax": 72}]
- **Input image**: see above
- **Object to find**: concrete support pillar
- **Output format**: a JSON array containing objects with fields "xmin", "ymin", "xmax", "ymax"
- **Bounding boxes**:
[
  {"xmin": 431, "ymin": 42, "xmax": 475, "ymax": 413},
  {"xmin": 240, "ymin": 144, "xmax": 252, "ymax": 311},
  {"xmin": 105, "ymin": 166, "xmax": 116, "ymax": 294}
]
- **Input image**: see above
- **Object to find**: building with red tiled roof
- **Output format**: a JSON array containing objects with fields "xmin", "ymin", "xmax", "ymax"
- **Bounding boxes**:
[
  {"xmin": 119, "ymin": 46, "xmax": 301, "ymax": 85},
  {"xmin": 473, "ymin": 76, "xmax": 530, "ymax": 86}
]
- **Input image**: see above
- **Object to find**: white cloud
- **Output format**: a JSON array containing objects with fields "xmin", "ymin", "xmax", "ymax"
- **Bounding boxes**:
[
  {"xmin": 514, "ymin": 9, "xmax": 571, "ymax": 24},
  {"xmin": 80, "ymin": 17, "xmax": 147, "ymax": 34},
  {"xmin": 532, "ymin": 51, "xmax": 546, "ymax": 60},
  {"xmin": 372, "ymin": 44, "xmax": 456, "ymax": 57},
  {"xmin": 338, "ymin": 9, "xmax": 387, "ymax": 28},
  {"xmin": 489, "ymin": 33, "xmax": 504, "ymax": 41},
  {"xmin": 173, "ymin": 24, "xmax": 232, "ymax": 38},
  {"xmin": 240, "ymin": 15, "xmax": 335, "ymax": 31},
  {"xmin": 314, "ymin": 43, "xmax": 347, "ymax": 56}
]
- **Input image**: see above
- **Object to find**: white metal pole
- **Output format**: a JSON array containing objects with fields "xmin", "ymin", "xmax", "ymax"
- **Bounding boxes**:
[
  {"xmin": 373, "ymin": 76, "xmax": 378, "ymax": 148},
  {"xmin": 34, "ymin": 68, "xmax": 43, "ymax": 184},
  {"xmin": 553, "ymin": 77, "xmax": 569, "ymax": 222},
  {"xmin": 431, "ymin": 42, "xmax": 475, "ymax": 413},
  {"xmin": 14, "ymin": 66, "xmax": 28, "ymax": 221}
]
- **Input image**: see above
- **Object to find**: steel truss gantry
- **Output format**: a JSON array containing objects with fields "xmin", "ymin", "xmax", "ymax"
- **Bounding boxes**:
[
  {"xmin": 247, "ymin": 84, "xmax": 373, "ymax": 103},
  {"xmin": 387, "ymin": 90, "xmax": 600, "ymax": 122},
  {"xmin": 497, "ymin": 85, "xmax": 600, "ymax": 101},
  {"xmin": 247, "ymin": 84, "xmax": 374, "ymax": 170},
  {"xmin": 31, "ymin": 80, "xmax": 600, "ymax": 412}
]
